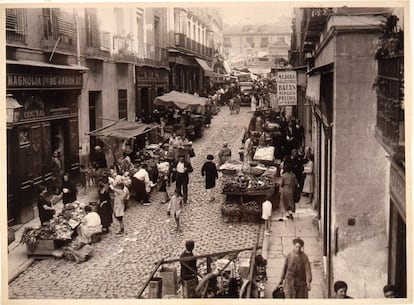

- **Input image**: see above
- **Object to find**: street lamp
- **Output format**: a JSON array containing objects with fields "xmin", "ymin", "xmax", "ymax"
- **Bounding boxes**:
[{"xmin": 6, "ymin": 94, "xmax": 23, "ymax": 125}]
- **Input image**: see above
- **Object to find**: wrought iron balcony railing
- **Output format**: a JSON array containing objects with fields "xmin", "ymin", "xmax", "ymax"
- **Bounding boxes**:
[{"xmin": 173, "ymin": 32, "xmax": 213, "ymax": 58}]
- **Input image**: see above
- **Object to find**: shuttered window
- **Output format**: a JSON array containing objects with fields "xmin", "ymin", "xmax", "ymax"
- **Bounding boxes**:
[{"xmin": 118, "ymin": 90, "xmax": 128, "ymax": 120}]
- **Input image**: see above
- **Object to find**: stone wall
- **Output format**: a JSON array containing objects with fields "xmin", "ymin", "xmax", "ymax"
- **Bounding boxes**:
[{"xmin": 331, "ymin": 31, "xmax": 389, "ymax": 298}]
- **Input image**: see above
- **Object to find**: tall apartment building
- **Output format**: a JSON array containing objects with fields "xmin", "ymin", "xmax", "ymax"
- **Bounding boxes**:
[
  {"xmin": 166, "ymin": 7, "xmax": 226, "ymax": 92},
  {"xmin": 291, "ymin": 7, "xmax": 406, "ymax": 298}
]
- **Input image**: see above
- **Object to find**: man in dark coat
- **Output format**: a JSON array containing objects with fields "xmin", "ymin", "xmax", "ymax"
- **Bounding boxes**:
[
  {"xmin": 201, "ymin": 154, "xmax": 218, "ymax": 202},
  {"xmin": 93, "ymin": 145, "xmax": 107, "ymax": 169},
  {"xmin": 180, "ymin": 240, "xmax": 198, "ymax": 298},
  {"xmin": 292, "ymin": 120, "xmax": 305, "ymax": 148},
  {"xmin": 172, "ymin": 155, "xmax": 193, "ymax": 204}
]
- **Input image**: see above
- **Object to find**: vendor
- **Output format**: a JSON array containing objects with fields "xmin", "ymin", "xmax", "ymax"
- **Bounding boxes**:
[
  {"xmin": 218, "ymin": 143, "xmax": 232, "ymax": 166},
  {"xmin": 92, "ymin": 145, "xmax": 107, "ymax": 169},
  {"xmin": 62, "ymin": 173, "xmax": 77, "ymax": 205},
  {"xmin": 77, "ymin": 205, "xmax": 102, "ymax": 242},
  {"xmin": 37, "ymin": 185, "xmax": 56, "ymax": 225}
]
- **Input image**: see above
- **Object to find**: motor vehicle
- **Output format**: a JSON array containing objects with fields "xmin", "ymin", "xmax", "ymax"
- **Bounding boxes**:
[{"xmin": 239, "ymin": 82, "xmax": 253, "ymax": 106}]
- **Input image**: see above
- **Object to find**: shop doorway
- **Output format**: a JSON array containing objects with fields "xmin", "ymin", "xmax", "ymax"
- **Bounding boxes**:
[
  {"xmin": 51, "ymin": 120, "xmax": 69, "ymax": 173},
  {"xmin": 89, "ymin": 91, "xmax": 103, "ymax": 162},
  {"xmin": 140, "ymin": 87, "xmax": 150, "ymax": 118}
]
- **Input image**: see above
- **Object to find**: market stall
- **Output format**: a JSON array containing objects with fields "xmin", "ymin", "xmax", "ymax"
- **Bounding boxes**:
[
  {"xmin": 21, "ymin": 202, "xmax": 92, "ymax": 258},
  {"xmin": 154, "ymin": 91, "xmax": 208, "ymax": 140},
  {"xmin": 220, "ymin": 161, "xmax": 277, "ymax": 223}
]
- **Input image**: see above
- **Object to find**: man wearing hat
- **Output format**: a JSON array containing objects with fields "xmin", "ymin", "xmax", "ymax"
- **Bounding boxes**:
[
  {"xmin": 172, "ymin": 154, "xmax": 193, "ymax": 204},
  {"xmin": 93, "ymin": 145, "xmax": 107, "ymax": 169},
  {"xmin": 280, "ymin": 237, "xmax": 312, "ymax": 298},
  {"xmin": 201, "ymin": 154, "xmax": 218, "ymax": 202}
]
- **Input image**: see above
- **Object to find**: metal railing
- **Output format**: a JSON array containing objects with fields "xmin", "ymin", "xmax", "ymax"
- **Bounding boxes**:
[{"xmin": 174, "ymin": 32, "xmax": 213, "ymax": 58}]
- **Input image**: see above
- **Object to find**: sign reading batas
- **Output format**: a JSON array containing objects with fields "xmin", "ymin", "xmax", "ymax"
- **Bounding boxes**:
[
  {"xmin": 277, "ymin": 71, "xmax": 297, "ymax": 106},
  {"xmin": 7, "ymin": 74, "xmax": 83, "ymax": 89}
]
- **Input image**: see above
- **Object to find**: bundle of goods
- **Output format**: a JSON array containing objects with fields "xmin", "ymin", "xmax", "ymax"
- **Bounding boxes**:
[
  {"xmin": 146, "ymin": 143, "xmax": 161, "ymax": 150},
  {"xmin": 135, "ymin": 149, "xmax": 153, "ymax": 163},
  {"xmin": 220, "ymin": 160, "xmax": 243, "ymax": 175},
  {"xmin": 253, "ymin": 146, "xmax": 275, "ymax": 163},
  {"xmin": 222, "ymin": 174, "xmax": 274, "ymax": 193},
  {"xmin": 221, "ymin": 200, "xmax": 261, "ymax": 222},
  {"xmin": 242, "ymin": 162, "xmax": 267, "ymax": 177}
]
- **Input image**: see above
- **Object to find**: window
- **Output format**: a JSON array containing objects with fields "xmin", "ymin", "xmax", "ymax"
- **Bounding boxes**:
[
  {"xmin": 246, "ymin": 37, "xmax": 255, "ymax": 48},
  {"xmin": 6, "ymin": 8, "xmax": 26, "ymax": 44},
  {"xmin": 118, "ymin": 90, "xmax": 128, "ymax": 120},
  {"xmin": 223, "ymin": 37, "xmax": 232, "ymax": 48},
  {"xmin": 260, "ymin": 37, "xmax": 269, "ymax": 48}
]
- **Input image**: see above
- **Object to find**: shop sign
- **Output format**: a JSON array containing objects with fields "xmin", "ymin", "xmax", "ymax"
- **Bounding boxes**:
[
  {"xmin": 277, "ymin": 71, "xmax": 297, "ymax": 106},
  {"xmin": 7, "ymin": 74, "xmax": 83, "ymax": 89},
  {"xmin": 21, "ymin": 96, "xmax": 47, "ymax": 120}
]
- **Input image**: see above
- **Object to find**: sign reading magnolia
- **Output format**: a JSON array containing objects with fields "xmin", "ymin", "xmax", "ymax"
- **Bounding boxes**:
[
  {"xmin": 277, "ymin": 71, "xmax": 297, "ymax": 106},
  {"xmin": 7, "ymin": 74, "xmax": 83, "ymax": 89}
]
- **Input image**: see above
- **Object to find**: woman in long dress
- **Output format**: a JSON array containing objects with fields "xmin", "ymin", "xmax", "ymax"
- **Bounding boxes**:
[
  {"xmin": 302, "ymin": 154, "xmax": 314, "ymax": 204},
  {"xmin": 280, "ymin": 164, "xmax": 299, "ymax": 220},
  {"xmin": 251, "ymin": 94, "xmax": 257, "ymax": 112},
  {"xmin": 97, "ymin": 182, "xmax": 113, "ymax": 233}
]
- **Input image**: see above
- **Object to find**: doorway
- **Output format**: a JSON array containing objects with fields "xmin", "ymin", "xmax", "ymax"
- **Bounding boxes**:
[
  {"xmin": 89, "ymin": 91, "xmax": 103, "ymax": 162},
  {"xmin": 51, "ymin": 120, "xmax": 69, "ymax": 172},
  {"xmin": 140, "ymin": 87, "xmax": 150, "ymax": 118}
]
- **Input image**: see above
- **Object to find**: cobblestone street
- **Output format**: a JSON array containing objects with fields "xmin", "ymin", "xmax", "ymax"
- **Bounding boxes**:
[{"xmin": 9, "ymin": 106, "xmax": 264, "ymax": 299}]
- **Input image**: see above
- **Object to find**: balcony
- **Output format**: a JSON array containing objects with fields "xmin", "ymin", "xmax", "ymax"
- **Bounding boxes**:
[
  {"xmin": 302, "ymin": 8, "xmax": 333, "ymax": 52},
  {"xmin": 173, "ymin": 32, "xmax": 214, "ymax": 58},
  {"xmin": 6, "ymin": 8, "xmax": 27, "ymax": 45},
  {"xmin": 375, "ymin": 54, "xmax": 404, "ymax": 166},
  {"xmin": 41, "ymin": 10, "xmax": 77, "ymax": 53},
  {"xmin": 84, "ymin": 31, "xmax": 111, "ymax": 59},
  {"xmin": 141, "ymin": 44, "xmax": 169, "ymax": 66}
]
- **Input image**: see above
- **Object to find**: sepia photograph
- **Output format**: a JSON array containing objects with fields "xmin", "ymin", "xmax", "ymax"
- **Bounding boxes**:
[{"xmin": 2, "ymin": 1, "xmax": 410, "ymax": 303}]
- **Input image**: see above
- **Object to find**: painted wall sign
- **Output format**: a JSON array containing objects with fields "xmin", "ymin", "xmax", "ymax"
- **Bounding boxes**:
[
  {"xmin": 7, "ymin": 74, "xmax": 83, "ymax": 89},
  {"xmin": 277, "ymin": 70, "xmax": 297, "ymax": 106}
]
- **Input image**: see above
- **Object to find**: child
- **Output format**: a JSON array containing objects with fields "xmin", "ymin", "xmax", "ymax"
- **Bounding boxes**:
[
  {"xmin": 109, "ymin": 182, "xmax": 126, "ymax": 234},
  {"xmin": 262, "ymin": 193, "xmax": 273, "ymax": 235},
  {"xmin": 157, "ymin": 159, "xmax": 170, "ymax": 203},
  {"xmin": 167, "ymin": 191, "xmax": 183, "ymax": 230}
]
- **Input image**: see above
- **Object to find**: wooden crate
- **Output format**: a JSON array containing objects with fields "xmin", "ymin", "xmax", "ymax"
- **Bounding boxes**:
[{"xmin": 26, "ymin": 239, "xmax": 56, "ymax": 256}]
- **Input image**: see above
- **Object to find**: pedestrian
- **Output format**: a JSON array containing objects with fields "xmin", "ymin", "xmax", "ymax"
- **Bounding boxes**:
[
  {"xmin": 302, "ymin": 154, "xmax": 314, "ymax": 204},
  {"xmin": 280, "ymin": 164, "xmax": 299, "ymax": 220},
  {"xmin": 109, "ymin": 182, "xmax": 126, "ymax": 234},
  {"xmin": 93, "ymin": 145, "xmax": 107, "ymax": 169},
  {"xmin": 61, "ymin": 172, "xmax": 77, "ymax": 206},
  {"xmin": 180, "ymin": 240, "xmax": 198, "ymax": 297},
  {"xmin": 243, "ymin": 136, "xmax": 253, "ymax": 163},
  {"xmin": 333, "ymin": 281, "xmax": 353, "ymax": 299},
  {"xmin": 262, "ymin": 193, "xmax": 273, "ymax": 235},
  {"xmin": 172, "ymin": 154, "xmax": 193, "ymax": 204},
  {"xmin": 218, "ymin": 143, "xmax": 232, "ymax": 166},
  {"xmin": 251, "ymin": 93, "xmax": 257, "ymax": 112},
  {"xmin": 383, "ymin": 284, "xmax": 397, "ymax": 298},
  {"xmin": 97, "ymin": 182, "xmax": 112, "ymax": 233},
  {"xmin": 201, "ymin": 154, "xmax": 218, "ymax": 202},
  {"xmin": 51, "ymin": 150, "xmax": 63, "ymax": 195},
  {"xmin": 167, "ymin": 191, "xmax": 183, "ymax": 230},
  {"xmin": 157, "ymin": 159, "xmax": 170, "ymax": 203},
  {"xmin": 280, "ymin": 237, "xmax": 312, "ymax": 298},
  {"xmin": 132, "ymin": 163, "xmax": 151, "ymax": 204},
  {"xmin": 37, "ymin": 185, "xmax": 56, "ymax": 225},
  {"xmin": 292, "ymin": 120, "xmax": 305, "ymax": 148}
]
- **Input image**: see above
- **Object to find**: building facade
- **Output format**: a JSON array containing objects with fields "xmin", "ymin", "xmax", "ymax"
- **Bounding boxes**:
[
  {"xmin": 223, "ymin": 23, "xmax": 291, "ymax": 73},
  {"xmin": 6, "ymin": 8, "xmax": 86, "ymax": 224},
  {"xmin": 166, "ymin": 7, "xmax": 225, "ymax": 93},
  {"xmin": 293, "ymin": 7, "xmax": 406, "ymax": 298}
]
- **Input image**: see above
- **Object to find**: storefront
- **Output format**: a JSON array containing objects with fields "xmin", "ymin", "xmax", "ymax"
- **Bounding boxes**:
[
  {"xmin": 136, "ymin": 66, "xmax": 169, "ymax": 119},
  {"xmin": 6, "ymin": 61, "xmax": 85, "ymax": 225},
  {"xmin": 168, "ymin": 52, "xmax": 203, "ymax": 94}
]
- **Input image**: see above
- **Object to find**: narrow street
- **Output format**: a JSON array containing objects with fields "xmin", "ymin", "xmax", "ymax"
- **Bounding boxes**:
[{"xmin": 9, "ymin": 107, "xmax": 264, "ymax": 299}]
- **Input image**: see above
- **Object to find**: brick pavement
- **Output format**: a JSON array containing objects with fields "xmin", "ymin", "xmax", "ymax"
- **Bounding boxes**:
[{"xmin": 8, "ymin": 106, "xmax": 264, "ymax": 299}]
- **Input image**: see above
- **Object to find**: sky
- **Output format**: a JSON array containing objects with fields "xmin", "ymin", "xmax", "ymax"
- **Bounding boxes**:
[{"xmin": 220, "ymin": 5, "xmax": 293, "ymax": 26}]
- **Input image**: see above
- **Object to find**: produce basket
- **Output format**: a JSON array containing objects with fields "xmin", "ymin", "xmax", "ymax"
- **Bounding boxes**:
[{"xmin": 221, "ymin": 201, "xmax": 262, "ymax": 223}]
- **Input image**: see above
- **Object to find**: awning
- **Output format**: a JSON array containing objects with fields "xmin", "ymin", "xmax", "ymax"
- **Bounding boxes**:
[
  {"xmin": 306, "ymin": 74, "xmax": 321, "ymax": 105},
  {"xmin": 154, "ymin": 91, "xmax": 208, "ymax": 110},
  {"xmin": 195, "ymin": 58, "xmax": 213, "ymax": 77},
  {"xmin": 222, "ymin": 60, "xmax": 232, "ymax": 74},
  {"xmin": 89, "ymin": 120, "xmax": 159, "ymax": 139},
  {"xmin": 6, "ymin": 59, "xmax": 89, "ymax": 71},
  {"xmin": 247, "ymin": 67, "xmax": 271, "ymax": 75}
]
